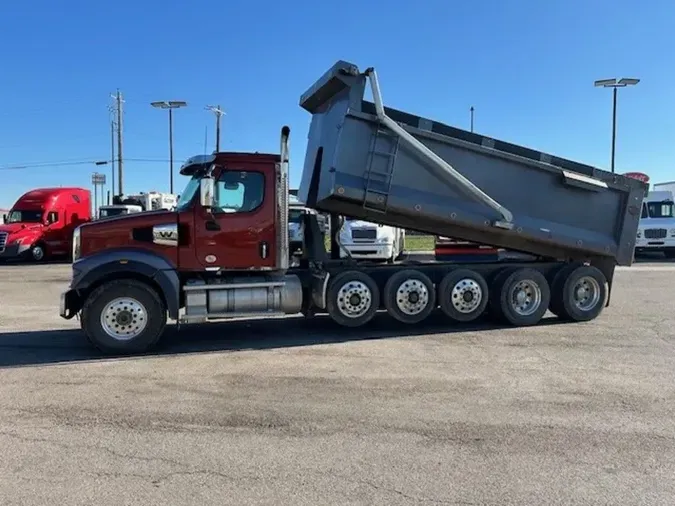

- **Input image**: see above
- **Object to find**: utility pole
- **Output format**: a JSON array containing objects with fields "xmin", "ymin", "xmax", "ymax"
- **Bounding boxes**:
[
  {"xmin": 151, "ymin": 100, "xmax": 187, "ymax": 194},
  {"xmin": 110, "ymin": 90, "xmax": 125, "ymax": 194},
  {"xmin": 205, "ymin": 105, "xmax": 225, "ymax": 151},
  {"xmin": 110, "ymin": 119, "xmax": 116, "ymax": 196},
  {"xmin": 470, "ymin": 106, "xmax": 475, "ymax": 133}
]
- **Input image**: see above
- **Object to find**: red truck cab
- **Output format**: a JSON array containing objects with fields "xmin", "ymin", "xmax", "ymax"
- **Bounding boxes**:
[{"xmin": 0, "ymin": 187, "xmax": 91, "ymax": 262}]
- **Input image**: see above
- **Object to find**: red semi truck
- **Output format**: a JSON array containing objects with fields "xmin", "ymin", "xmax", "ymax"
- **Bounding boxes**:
[
  {"xmin": 0, "ymin": 187, "xmax": 91, "ymax": 262},
  {"xmin": 58, "ymin": 61, "xmax": 644, "ymax": 355}
]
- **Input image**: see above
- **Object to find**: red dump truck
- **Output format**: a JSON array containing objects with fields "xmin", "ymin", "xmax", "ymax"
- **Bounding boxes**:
[
  {"xmin": 59, "ymin": 61, "xmax": 645, "ymax": 354},
  {"xmin": 0, "ymin": 187, "xmax": 91, "ymax": 262}
]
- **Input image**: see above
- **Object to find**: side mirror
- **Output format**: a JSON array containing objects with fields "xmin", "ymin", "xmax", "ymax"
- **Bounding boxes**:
[
  {"xmin": 200, "ymin": 177, "xmax": 215, "ymax": 208},
  {"xmin": 2, "ymin": 216, "xmax": 6, "ymax": 224}
]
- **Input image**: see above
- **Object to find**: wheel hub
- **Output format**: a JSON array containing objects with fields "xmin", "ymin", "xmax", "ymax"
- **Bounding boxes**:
[
  {"xmin": 573, "ymin": 276, "xmax": 601, "ymax": 311},
  {"xmin": 396, "ymin": 279, "xmax": 429, "ymax": 315},
  {"xmin": 100, "ymin": 297, "xmax": 148, "ymax": 341},
  {"xmin": 510, "ymin": 280, "xmax": 542, "ymax": 316},
  {"xmin": 337, "ymin": 281, "xmax": 372, "ymax": 318},
  {"xmin": 451, "ymin": 278, "xmax": 482, "ymax": 313}
]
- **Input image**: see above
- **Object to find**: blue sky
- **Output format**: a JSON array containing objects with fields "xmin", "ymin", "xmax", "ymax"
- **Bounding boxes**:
[{"xmin": 0, "ymin": 0, "xmax": 673, "ymax": 208}]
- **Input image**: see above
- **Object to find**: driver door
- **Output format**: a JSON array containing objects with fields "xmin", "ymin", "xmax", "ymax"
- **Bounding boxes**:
[{"xmin": 193, "ymin": 167, "xmax": 276, "ymax": 270}]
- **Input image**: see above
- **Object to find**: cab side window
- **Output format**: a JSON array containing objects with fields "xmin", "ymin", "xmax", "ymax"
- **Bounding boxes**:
[
  {"xmin": 214, "ymin": 171, "xmax": 265, "ymax": 213},
  {"xmin": 47, "ymin": 211, "xmax": 59, "ymax": 224}
]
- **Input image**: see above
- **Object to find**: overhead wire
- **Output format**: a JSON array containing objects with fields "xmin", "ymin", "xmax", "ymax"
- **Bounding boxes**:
[{"xmin": 0, "ymin": 157, "xmax": 183, "ymax": 171}]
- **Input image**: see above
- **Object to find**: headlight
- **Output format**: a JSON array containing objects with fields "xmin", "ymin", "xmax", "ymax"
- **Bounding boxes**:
[{"xmin": 72, "ymin": 226, "xmax": 81, "ymax": 261}]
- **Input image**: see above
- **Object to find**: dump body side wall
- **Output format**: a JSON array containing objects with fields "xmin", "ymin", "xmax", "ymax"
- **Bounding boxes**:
[{"xmin": 298, "ymin": 62, "xmax": 646, "ymax": 267}]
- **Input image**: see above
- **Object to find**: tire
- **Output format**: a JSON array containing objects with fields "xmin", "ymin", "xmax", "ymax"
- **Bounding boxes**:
[
  {"xmin": 490, "ymin": 267, "xmax": 550, "ymax": 326},
  {"xmin": 548, "ymin": 263, "xmax": 578, "ymax": 318},
  {"xmin": 383, "ymin": 269, "xmax": 436, "ymax": 324},
  {"xmin": 326, "ymin": 270, "xmax": 380, "ymax": 327},
  {"xmin": 438, "ymin": 269, "xmax": 489, "ymax": 322},
  {"xmin": 549, "ymin": 265, "xmax": 607, "ymax": 322},
  {"xmin": 81, "ymin": 278, "xmax": 167, "ymax": 355},
  {"xmin": 30, "ymin": 243, "xmax": 46, "ymax": 262},
  {"xmin": 665, "ymin": 249, "xmax": 675, "ymax": 259}
]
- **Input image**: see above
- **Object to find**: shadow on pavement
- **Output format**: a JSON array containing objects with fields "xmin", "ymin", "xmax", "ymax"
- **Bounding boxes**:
[{"xmin": 0, "ymin": 311, "xmax": 566, "ymax": 369}]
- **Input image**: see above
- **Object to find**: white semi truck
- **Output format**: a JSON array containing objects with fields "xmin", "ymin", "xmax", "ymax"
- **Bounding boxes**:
[
  {"xmin": 635, "ymin": 189, "xmax": 675, "ymax": 258},
  {"xmin": 338, "ymin": 218, "xmax": 405, "ymax": 263}
]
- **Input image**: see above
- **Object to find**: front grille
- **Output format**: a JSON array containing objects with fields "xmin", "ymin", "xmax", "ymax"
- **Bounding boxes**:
[
  {"xmin": 644, "ymin": 228, "xmax": 667, "ymax": 239},
  {"xmin": 0, "ymin": 231, "xmax": 7, "ymax": 253},
  {"xmin": 351, "ymin": 228, "xmax": 377, "ymax": 241}
]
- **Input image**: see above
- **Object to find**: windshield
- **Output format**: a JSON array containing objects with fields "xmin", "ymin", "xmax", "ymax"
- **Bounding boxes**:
[
  {"xmin": 289, "ymin": 209, "xmax": 304, "ymax": 223},
  {"xmin": 175, "ymin": 176, "xmax": 201, "ymax": 212},
  {"xmin": 6, "ymin": 210, "xmax": 43, "ymax": 224},
  {"xmin": 643, "ymin": 201, "xmax": 674, "ymax": 219},
  {"xmin": 99, "ymin": 208, "xmax": 128, "ymax": 218}
]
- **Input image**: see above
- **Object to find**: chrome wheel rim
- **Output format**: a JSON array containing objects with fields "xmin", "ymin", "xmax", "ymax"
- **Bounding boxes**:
[
  {"xmin": 32, "ymin": 246, "xmax": 44, "ymax": 261},
  {"xmin": 100, "ymin": 297, "xmax": 148, "ymax": 341},
  {"xmin": 336, "ymin": 281, "xmax": 372, "ymax": 318},
  {"xmin": 395, "ymin": 278, "xmax": 430, "ymax": 316},
  {"xmin": 451, "ymin": 278, "xmax": 483, "ymax": 314},
  {"xmin": 573, "ymin": 276, "xmax": 601, "ymax": 311},
  {"xmin": 509, "ymin": 280, "xmax": 542, "ymax": 316}
]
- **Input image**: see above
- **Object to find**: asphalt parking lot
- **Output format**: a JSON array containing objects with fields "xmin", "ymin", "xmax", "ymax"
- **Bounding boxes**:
[{"xmin": 1, "ymin": 260, "xmax": 675, "ymax": 505}]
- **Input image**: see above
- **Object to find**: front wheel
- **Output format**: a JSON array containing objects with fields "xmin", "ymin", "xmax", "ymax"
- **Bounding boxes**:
[
  {"xmin": 30, "ymin": 243, "xmax": 46, "ymax": 262},
  {"xmin": 81, "ymin": 279, "xmax": 167, "ymax": 354}
]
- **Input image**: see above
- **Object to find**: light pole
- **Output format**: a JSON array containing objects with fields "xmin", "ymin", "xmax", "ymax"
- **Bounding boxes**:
[
  {"xmin": 594, "ymin": 77, "xmax": 639, "ymax": 173},
  {"xmin": 151, "ymin": 100, "xmax": 188, "ymax": 193},
  {"xmin": 469, "ymin": 106, "xmax": 474, "ymax": 133},
  {"xmin": 205, "ymin": 105, "xmax": 226, "ymax": 151}
]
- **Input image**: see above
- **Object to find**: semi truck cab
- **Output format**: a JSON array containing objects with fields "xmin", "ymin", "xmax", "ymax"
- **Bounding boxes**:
[{"xmin": 0, "ymin": 187, "xmax": 90, "ymax": 262}]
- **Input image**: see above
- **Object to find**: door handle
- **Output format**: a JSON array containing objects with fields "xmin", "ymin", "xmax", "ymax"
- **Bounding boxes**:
[{"xmin": 205, "ymin": 220, "xmax": 220, "ymax": 231}]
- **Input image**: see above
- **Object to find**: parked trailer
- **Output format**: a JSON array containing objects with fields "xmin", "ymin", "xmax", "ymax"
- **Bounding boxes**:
[{"xmin": 59, "ymin": 61, "xmax": 645, "ymax": 355}]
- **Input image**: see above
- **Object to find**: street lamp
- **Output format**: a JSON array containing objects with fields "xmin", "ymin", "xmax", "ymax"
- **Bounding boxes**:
[
  {"xmin": 151, "ymin": 100, "xmax": 188, "ymax": 193},
  {"xmin": 594, "ymin": 77, "xmax": 640, "ymax": 173}
]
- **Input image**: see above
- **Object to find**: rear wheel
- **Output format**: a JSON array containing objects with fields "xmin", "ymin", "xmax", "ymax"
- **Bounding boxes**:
[
  {"xmin": 437, "ymin": 269, "xmax": 489, "ymax": 322},
  {"xmin": 383, "ymin": 269, "xmax": 435, "ymax": 324},
  {"xmin": 490, "ymin": 267, "xmax": 550, "ymax": 326},
  {"xmin": 81, "ymin": 279, "xmax": 167, "ymax": 354},
  {"xmin": 326, "ymin": 271, "xmax": 380, "ymax": 327},
  {"xmin": 549, "ymin": 265, "xmax": 607, "ymax": 322}
]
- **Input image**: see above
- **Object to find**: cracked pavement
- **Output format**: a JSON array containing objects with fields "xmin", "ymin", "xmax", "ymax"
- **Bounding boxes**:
[{"xmin": 0, "ymin": 262, "xmax": 674, "ymax": 505}]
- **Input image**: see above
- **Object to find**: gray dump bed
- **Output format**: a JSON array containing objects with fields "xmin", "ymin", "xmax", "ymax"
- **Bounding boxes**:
[{"xmin": 297, "ymin": 61, "xmax": 646, "ymax": 266}]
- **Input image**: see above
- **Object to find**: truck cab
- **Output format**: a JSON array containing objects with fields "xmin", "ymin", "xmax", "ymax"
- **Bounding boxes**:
[
  {"xmin": 0, "ymin": 187, "xmax": 90, "ymax": 262},
  {"xmin": 635, "ymin": 190, "xmax": 675, "ymax": 258}
]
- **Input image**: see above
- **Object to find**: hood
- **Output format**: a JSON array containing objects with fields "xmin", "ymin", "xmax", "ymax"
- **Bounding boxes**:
[
  {"xmin": 0, "ymin": 222, "xmax": 43, "ymax": 235},
  {"xmin": 343, "ymin": 220, "xmax": 379, "ymax": 229},
  {"xmin": 83, "ymin": 209, "xmax": 173, "ymax": 229}
]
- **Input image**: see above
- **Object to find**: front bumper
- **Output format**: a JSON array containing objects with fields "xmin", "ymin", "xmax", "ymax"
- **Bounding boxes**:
[
  {"xmin": 339, "ymin": 242, "xmax": 394, "ymax": 260},
  {"xmin": 0, "ymin": 242, "xmax": 30, "ymax": 260},
  {"xmin": 59, "ymin": 288, "xmax": 81, "ymax": 319},
  {"xmin": 635, "ymin": 239, "xmax": 675, "ymax": 252}
]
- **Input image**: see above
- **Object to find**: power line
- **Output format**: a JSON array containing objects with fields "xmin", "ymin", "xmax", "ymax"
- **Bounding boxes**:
[{"xmin": 0, "ymin": 157, "xmax": 181, "ymax": 171}]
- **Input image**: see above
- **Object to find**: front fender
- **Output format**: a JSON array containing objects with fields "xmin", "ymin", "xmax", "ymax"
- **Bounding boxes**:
[{"xmin": 70, "ymin": 248, "xmax": 180, "ymax": 319}]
